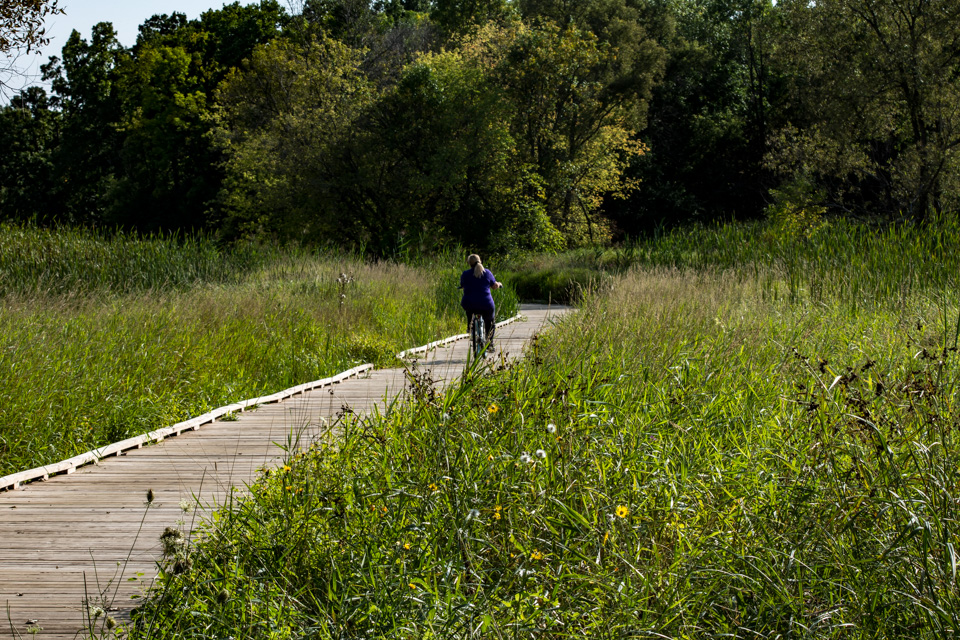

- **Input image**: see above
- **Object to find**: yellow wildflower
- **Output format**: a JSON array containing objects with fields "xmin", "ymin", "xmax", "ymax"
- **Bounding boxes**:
[
  {"xmin": 616, "ymin": 505, "xmax": 629, "ymax": 518},
  {"xmin": 487, "ymin": 404, "xmax": 499, "ymax": 414}
]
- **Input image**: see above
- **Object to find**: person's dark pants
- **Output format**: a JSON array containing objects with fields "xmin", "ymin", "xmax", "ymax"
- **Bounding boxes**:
[{"xmin": 463, "ymin": 306, "xmax": 496, "ymax": 345}]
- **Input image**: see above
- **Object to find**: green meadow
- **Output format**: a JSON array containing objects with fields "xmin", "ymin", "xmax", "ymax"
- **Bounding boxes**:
[
  {"xmin": 120, "ymin": 218, "xmax": 960, "ymax": 638},
  {"xmin": 0, "ymin": 224, "xmax": 517, "ymax": 478}
]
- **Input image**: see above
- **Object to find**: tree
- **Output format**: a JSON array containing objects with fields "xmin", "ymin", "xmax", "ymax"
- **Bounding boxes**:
[
  {"xmin": 497, "ymin": 21, "xmax": 653, "ymax": 245},
  {"xmin": 109, "ymin": 2, "xmax": 287, "ymax": 232},
  {"xmin": 212, "ymin": 34, "xmax": 373, "ymax": 242},
  {"xmin": 1, "ymin": 0, "xmax": 63, "ymax": 92},
  {"xmin": 0, "ymin": 86, "xmax": 61, "ymax": 221},
  {"xmin": 770, "ymin": 0, "xmax": 960, "ymax": 220},
  {"xmin": 0, "ymin": 0, "xmax": 60, "ymax": 53},
  {"xmin": 41, "ymin": 22, "xmax": 124, "ymax": 225},
  {"xmin": 110, "ymin": 36, "xmax": 216, "ymax": 231},
  {"xmin": 350, "ymin": 37, "xmax": 564, "ymax": 253},
  {"xmin": 431, "ymin": 0, "xmax": 511, "ymax": 38},
  {"xmin": 614, "ymin": 0, "xmax": 781, "ymax": 232}
]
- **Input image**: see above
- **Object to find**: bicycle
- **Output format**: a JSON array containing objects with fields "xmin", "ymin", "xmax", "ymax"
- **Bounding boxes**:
[{"xmin": 469, "ymin": 313, "xmax": 486, "ymax": 360}]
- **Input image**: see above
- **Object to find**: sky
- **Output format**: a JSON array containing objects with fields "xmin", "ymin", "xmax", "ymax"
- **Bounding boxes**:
[{"xmin": 3, "ymin": 0, "xmax": 248, "ymax": 97}]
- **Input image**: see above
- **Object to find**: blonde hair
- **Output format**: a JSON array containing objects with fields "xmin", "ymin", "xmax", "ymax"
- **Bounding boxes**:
[{"xmin": 467, "ymin": 254, "xmax": 484, "ymax": 278}]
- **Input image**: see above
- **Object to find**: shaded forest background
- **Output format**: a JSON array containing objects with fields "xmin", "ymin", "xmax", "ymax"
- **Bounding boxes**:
[{"xmin": 2, "ymin": 0, "xmax": 960, "ymax": 254}]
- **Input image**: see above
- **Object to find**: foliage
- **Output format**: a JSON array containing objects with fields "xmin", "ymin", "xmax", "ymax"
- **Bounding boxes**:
[
  {"xmin": 770, "ymin": 0, "xmax": 960, "ymax": 220},
  {"xmin": 344, "ymin": 32, "xmax": 565, "ymax": 254},
  {"xmin": 498, "ymin": 20, "xmax": 659, "ymax": 245},
  {"xmin": 41, "ymin": 22, "xmax": 124, "ymax": 225},
  {"xmin": 6, "ymin": 0, "xmax": 960, "ymax": 250},
  {"xmin": 0, "ymin": 0, "xmax": 60, "ymax": 52},
  {"xmin": 763, "ymin": 176, "xmax": 828, "ymax": 241},
  {"xmin": 0, "ymin": 86, "xmax": 60, "ymax": 221},
  {"xmin": 109, "ymin": 1, "xmax": 287, "ymax": 232},
  {"xmin": 211, "ymin": 33, "xmax": 372, "ymax": 242},
  {"xmin": 617, "ymin": 0, "xmax": 780, "ymax": 231},
  {"xmin": 431, "ymin": 0, "xmax": 511, "ymax": 38}
]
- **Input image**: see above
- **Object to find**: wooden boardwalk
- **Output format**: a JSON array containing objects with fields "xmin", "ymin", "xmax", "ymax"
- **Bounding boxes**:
[{"xmin": 0, "ymin": 304, "xmax": 565, "ymax": 639}]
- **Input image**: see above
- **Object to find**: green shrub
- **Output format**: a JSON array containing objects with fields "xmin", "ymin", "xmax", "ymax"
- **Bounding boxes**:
[{"xmin": 500, "ymin": 266, "xmax": 611, "ymax": 304}]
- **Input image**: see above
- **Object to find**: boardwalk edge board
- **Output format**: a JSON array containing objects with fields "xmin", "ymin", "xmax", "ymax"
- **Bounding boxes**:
[
  {"xmin": 396, "ymin": 314, "xmax": 521, "ymax": 359},
  {"xmin": 0, "ymin": 315, "xmax": 522, "ymax": 493},
  {"xmin": 0, "ymin": 363, "xmax": 373, "ymax": 492}
]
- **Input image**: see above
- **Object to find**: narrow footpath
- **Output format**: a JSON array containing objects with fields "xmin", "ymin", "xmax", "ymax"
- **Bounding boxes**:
[{"xmin": 0, "ymin": 304, "xmax": 566, "ymax": 640}]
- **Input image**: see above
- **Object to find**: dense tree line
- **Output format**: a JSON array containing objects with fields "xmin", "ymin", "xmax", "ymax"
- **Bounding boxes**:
[{"xmin": 1, "ymin": 0, "xmax": 959, "ymax": 252}]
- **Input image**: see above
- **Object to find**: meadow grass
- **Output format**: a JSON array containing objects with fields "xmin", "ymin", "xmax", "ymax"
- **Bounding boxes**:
[
  {"xmin": 125, "ymin": 221, "xmax": 960, "ymax": 638},
  {"xmin": 0, "ymin": 223, "xmax": 267, "ymax": 296},
  {"xmin": 0, "ymin": 225, "xmax": 518, "ymax": 477},
  {"xmin": 500, "ymin": 215, "xmax": 960, "ymax": 307}
]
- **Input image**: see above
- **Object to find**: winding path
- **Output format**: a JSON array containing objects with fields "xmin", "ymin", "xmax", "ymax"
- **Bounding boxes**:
[{"xmin": 0, "ymin": 304, "xmax": 566, "ymax": 639}]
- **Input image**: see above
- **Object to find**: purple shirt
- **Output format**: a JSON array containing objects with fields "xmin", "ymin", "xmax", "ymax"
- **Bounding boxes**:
[{"xmin": 460, "ymin": 268, "xmax": 497, "ymax": 311}]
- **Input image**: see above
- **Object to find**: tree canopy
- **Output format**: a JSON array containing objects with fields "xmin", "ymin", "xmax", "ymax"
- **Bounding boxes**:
[
  {"xmin": 2, "ymin": 0, "xmax": 960, "ymax": 252},
  {"xmin": 0, "ymin": 0, "xmax": 61, "ymax": 54}
]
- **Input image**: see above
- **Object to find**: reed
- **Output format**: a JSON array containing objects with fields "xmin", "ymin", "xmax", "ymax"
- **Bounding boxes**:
[
  {"xmin": 126, "ymin": 222, "xmax": 960, "ymax": 639},
  {"xmin": 0, "ymin": 225, "xmax": 488, "ymax": 476}
]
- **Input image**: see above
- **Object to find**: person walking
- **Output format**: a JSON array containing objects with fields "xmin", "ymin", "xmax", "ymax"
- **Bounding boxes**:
[{"xmin": 460, "ymin": 254, "xmax": 501, "ymax": 355}]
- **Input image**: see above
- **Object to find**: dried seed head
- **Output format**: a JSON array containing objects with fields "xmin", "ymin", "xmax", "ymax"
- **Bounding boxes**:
[
  {"xmin": 146, "ymin": 489, "xmax": 155, "ymax": 504},
  {"xmin": 160, "ymin": 527, "xmax": 186, "ymax": 556}
]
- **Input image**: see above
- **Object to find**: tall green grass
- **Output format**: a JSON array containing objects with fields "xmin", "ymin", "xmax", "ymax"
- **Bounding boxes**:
[
  {"xmin": 127, "ymin": 223, "xmax": 960, "ymax": 638},
  {"xmin": 501, "ymin": 215, "xmax": 960, "ymax": 307},
  {"xmin": 0, "ymin": 225, "xmax": 516, "ymax": 477},
  {"xmin": 0, "ymin": 224, "xmax": 271, "ymax": 296}
]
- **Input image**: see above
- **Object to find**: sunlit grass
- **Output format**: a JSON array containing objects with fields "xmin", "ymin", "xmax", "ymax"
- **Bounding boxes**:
[
  {"xmin": 501, "ymin": 215, "xmax": 960, "ymax": 308},
  {"xmin": 0, "ymin": 225, "xmax": 520, "ymax": 477},
  {"xmin": 128, "ymin": 222, "xmax": 960, "ymax": 638}
]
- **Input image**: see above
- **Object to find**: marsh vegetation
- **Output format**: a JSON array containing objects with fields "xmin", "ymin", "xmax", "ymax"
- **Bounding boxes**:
[
  {"xmin": 126, "ymin": 219, "xmax": 960, "ymax": 638},
  {"xmin": 0, "ymin": 225, "xmax": 522, "ymax": 477}
]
